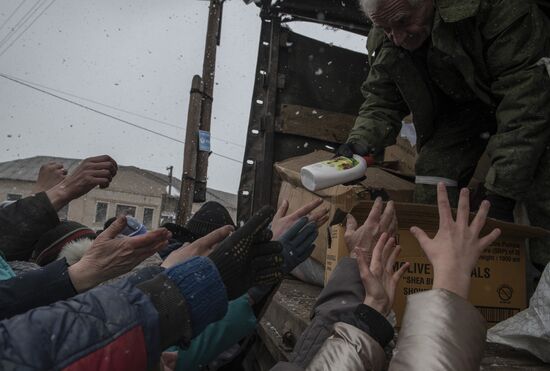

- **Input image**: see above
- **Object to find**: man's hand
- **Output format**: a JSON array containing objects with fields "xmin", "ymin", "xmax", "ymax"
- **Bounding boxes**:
[
  {"xmin": 335, "ymin": 142, "xmax": 370, "ymax": 158},
  {"xmin": 410, "ymin": 183, "xmax": 501, "ymax": 298},
  {"xmin": 46, "ymin": 155, "xmax": 118, "ymax": 210},
  {"xmin": 161, "ymin": 225, "xmax": 234, "ymax": 268},
  {"xmin": 345, "ymin": 198, "xmax": 397, "ymax": 261},
  {"xmin": 271, "ymin": 199, "xmax": 329, "ymax": 241},
  {"xmin": 33, "ymin": 162, "xmax": 67, "ymax": 193},
  {"xmin": 68, "ymin": 216, "xmax": 171, "ymax": 292},
  {"xmin": 356, "ymin": 232, "xmax": 410, "ymax": 316}
]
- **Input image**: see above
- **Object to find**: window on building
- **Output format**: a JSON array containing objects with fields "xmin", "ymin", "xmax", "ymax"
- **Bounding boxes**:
[
  {"xmin": 116, "ymin": 204, "xmax": 136, "ymax": 218},
  {"xmin": 143, "ymin": 208, "xmax": 154, "ymax": 229},
  {"xmin": 95, "ymin": 202, "xmax": 108, "ymax": 223},
  {"xmin": 6, "ymin": 193, "xmax": 22, "ymax": 201}
]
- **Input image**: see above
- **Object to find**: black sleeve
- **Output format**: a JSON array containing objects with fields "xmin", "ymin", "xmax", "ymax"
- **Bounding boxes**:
[
  {"xmin": 0, "ymin": 258, "xmax": 77, "ymax": 320},
  {"xmin": 354, "ymin": 304, "xmax": 394, "ymax": 348},
  {"xmin": 0, "ymin": 192, "xmax": 60, "ymax": 261}
]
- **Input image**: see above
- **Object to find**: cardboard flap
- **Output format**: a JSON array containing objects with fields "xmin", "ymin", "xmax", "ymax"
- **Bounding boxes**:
[
  {"xmin": 351, "ymin": 201, "xmax": 550, "ymax": 239},
  {"xmin": 274, "ymin": 150, "xmax": 360, "ymax": 197},
  {"xmin": 275, "ymin": 150, "xmax": 415, "ymax": 200}
]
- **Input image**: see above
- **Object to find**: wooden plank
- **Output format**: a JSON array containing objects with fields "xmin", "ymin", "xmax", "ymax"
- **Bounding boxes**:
[{"xmin": 278, "ymin": 104, "xmax": 356, "ymax": 144}]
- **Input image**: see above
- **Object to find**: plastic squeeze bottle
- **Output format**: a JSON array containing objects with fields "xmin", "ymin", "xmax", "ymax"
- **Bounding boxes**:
[{"xmin": 300, "ymin": 155, "xmax": 368, "ymax": 191}]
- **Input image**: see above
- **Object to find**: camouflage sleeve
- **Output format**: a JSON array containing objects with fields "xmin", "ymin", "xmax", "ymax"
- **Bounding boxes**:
[
  {"xmin": 483, "ymin": 1, "xmax": 550, "ymax": 200},
  {"xmin": 347, "ymin": 45, "xmax": 409, "ymax": 155}
]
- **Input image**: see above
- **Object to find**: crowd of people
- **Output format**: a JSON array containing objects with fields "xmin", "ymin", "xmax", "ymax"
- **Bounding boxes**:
[{"xmin": 0, "ymin": 154, "xmax": 505, "ymax": 371}]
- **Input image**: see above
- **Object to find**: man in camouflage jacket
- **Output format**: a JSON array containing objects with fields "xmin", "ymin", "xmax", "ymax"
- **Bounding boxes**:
[{"xmin": 339, "ymin": 0, "xmax": 550, "ymax": 267}]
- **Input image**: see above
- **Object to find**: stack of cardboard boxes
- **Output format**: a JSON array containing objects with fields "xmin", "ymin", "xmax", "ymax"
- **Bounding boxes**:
[{"xmin": 275, "ymin": 145, "xmax": 549, "ymax": 326}]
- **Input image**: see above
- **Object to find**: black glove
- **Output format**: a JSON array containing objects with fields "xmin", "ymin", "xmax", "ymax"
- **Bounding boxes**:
[
  {"xmin": 336, "ymin": 142, "xmax": 370, "ymax": 158},
  {"xmin": 248, "ymin": 217, "xmax": 318, "ymax": 305},
  {"xmin": 486, "ymin": 193, "xmax": 515, "ymax": 223},
  {"xmin": 208, "ymin": 206, "xmax": 283, "ymax": 300},
  {"xmin": 279, "ymin": 217, "xmax": 318, "ymax": 274}
]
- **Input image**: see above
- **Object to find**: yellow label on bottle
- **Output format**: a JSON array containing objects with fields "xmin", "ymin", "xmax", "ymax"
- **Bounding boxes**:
[{"xmin": 321, "ymin": 156, "xmax": 359, "ymax": 171}]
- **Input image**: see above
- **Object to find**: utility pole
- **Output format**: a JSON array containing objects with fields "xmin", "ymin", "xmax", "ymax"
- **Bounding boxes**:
[
  {"xmin": 194, "ymin": 0, "xmax": 224, "ymax": 202},
  {"xmin": 166, "ymin": 166, "xmax": 173, "ymax": 196},
  {"xmin": 176, "ymin": 75, "xmax": 203, "ymax": 225}
]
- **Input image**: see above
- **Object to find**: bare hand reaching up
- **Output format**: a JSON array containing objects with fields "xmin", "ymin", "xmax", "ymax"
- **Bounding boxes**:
[
  {"xmin": 356, "ymin": 232, "xmax": 409, "ymax": 316},
  {"xmin": 68, "ymin": 216, "xmax": 171, "ymax": 292},
  {"xmin": 46, "ymin": 155, "xmax": 118, "ymax": 210},
  {"xmin": 33, "ymin": 162, "xmax": 67, "ymax": 193},
  {"xmin": 161, "ymin": 225, "xmax": 234, "ymax": 268},
  {"xmin": 345, "ymin": 198, "xmax": 398, "ymax": 262},
  {"xmin": 410, "ymin": 183, "xmax": 501, "ymax": 298}
]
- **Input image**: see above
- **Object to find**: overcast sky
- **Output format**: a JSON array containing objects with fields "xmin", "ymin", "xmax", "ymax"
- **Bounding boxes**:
[{"xmin": 0, "ymin": 0, "xmax": 365, "ymax": 194}]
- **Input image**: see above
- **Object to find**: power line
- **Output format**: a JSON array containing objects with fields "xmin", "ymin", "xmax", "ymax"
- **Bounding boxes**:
[
  {"xmin": 0, "ymin": 0, "xmax": 43, "ymax": 50},
  {"xmin": 0, "ymin": 72, "xmax": 246, "ymax": 148},
  {"xmin": 0, "ymin": 73, "xmax": 243, "ymax": 164},
  {"xmin": 0, "ymin": 0, "xmax": 58, "ymax": 58},
  {"xmin": 0, "ymin": 0, "xmax": 28, "ymax": 34}
]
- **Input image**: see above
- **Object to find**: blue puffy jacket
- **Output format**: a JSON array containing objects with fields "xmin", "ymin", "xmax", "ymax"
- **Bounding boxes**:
[{"xmin": 0, "ymin": 257, "xmax": 228, "ymax": 371}]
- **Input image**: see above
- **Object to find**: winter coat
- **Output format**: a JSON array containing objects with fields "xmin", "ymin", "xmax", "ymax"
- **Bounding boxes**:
[
  {"xmin": 288, "ymin": 257, "xmax": 393, "ymax": 368},
  {"xmin": 272, "ymin": 257, "xmax": 486, "ymax": 371},
  {"xmin": 173, "ymin": 294, "xmax": 257, "ymax": 371},
  {"xmin": 305, "ymin": 290, "xmax": 486, "ymax": 371},
  {"xmin": 0, "ymin": 253, "xmax": 164, "ymax": 321},
  {"xmin": 0, "ymin": 257, "xmax": 226, "ymax": 371},
  {"xmin": 348, "ymin": 0, "xmax": 550, "ymax": 200},
  {"xmin": 0, "ymin": 254, "xmax": 15, "ymax": 281},
  {"xmin": 0, "ymin": 192, "xmax": 60, "ymax": 261},
  {"xmin": 0, "ymin": 258, "xmax": 77, "ymax": 320}
]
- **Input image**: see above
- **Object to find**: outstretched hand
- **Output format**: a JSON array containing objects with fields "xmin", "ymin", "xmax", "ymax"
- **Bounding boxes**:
[
  {"xmin": 278, "ymin": 217, "xmax": 319, "ymax": 274},
  {"xmin": 33, "ymin": 162, "xmax": 67, "ymax": 193},
  {"xmin": 356, "ymin": 232, "xmax": 409, "ymax": 316},
  {"xmin": 208, "ymin": 206, "xmax": 283, "ymax": 300},
  {"xmin": 161, "ymin": 225, "xmax": 234, "ymax": 268},
  {"xmin": 410, "ymin": 183, "xmax": 501, "ymax": 298},
  {"xmin": 68, "ymin": 216, "xmax": 171, "ymax": 292},
  {"xmin": 271, "ymin": 199, "xmax": 329, "ymax": 241},
  {"xmin": 46, "ymin": 155, "xmax": 118, "ymax": 210},
  {"xmin": 345, "ymin": 198, "xmax": 398, "ymax": 261}
]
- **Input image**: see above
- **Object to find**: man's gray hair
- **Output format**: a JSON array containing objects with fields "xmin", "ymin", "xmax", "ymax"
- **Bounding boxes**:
[{"xmin": 360, "ymin": 0, "xmax": 423, "ymax": 15}]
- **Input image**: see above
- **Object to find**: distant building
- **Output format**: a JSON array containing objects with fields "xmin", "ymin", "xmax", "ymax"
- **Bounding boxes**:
[{"xmin": 0, "ymin": 156, "xmax": 237, "ymax": 230}]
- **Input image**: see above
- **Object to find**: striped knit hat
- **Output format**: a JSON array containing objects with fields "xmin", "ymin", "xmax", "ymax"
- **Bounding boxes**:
[{"xmin": 32, "ymin": 221, "xmax": 97, "ymax": 266}]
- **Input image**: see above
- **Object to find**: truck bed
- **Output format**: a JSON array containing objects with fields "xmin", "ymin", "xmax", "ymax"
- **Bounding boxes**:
[{"xmin": 251, "ymin": 279, "xmax": 550, "ymax": 370}]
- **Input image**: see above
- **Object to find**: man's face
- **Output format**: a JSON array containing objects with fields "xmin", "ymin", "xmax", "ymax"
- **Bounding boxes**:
[{"xmin": 368, "ymin": 0, "xmax": 435, "ymax": 51}]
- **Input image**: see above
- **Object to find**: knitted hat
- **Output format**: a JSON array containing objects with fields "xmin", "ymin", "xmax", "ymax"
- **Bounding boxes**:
[
  {"xmin": 161, "ymin": 223, "xmax": 198, "ymax": 244},
  {"xmin": 185, "ymin": 201, "xmax": 236, "ymax": 238},
  {"xmin": 159, "ymin": 202, "xmax": 235, "ymax": 244},
  {"xmin": 32, "ymin": 221, "xmax": 97, "ymax": 266}
]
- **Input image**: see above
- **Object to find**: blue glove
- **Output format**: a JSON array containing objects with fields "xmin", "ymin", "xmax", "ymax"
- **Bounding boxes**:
[{"xmin": 279, "ymin": 217, "xmax": 318, "ymax": 274}]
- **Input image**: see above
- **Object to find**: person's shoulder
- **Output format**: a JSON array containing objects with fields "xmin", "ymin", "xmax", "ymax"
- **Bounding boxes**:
[
  {"xmin": 435, "ymin": 0, "xmax": 481, "ymax": 23},
  {"xmin": 367, "ymin": 27, "xmax": 385, "ymax": 53}
]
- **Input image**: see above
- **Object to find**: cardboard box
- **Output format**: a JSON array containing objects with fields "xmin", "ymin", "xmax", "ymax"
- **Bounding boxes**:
[
  {"xmin": 384, "ymin": 135, "xmax": 417, "ymax": 177},
  {"xmin": 275, "ymin": 151, "xmax": 414, "ymax": 264},
  {"xmin": 326, "ymin": 200, "xmax": 550, "ymax": 325}
]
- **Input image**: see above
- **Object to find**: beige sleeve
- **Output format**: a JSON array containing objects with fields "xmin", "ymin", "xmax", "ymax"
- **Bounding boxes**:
[
  {"xmin": 307, "ymin": 322, "xmax": 386, "ymax": 371},
  {"xmin": 390, "ymin": 289, "xmax": 487, "ymax": 371}
]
